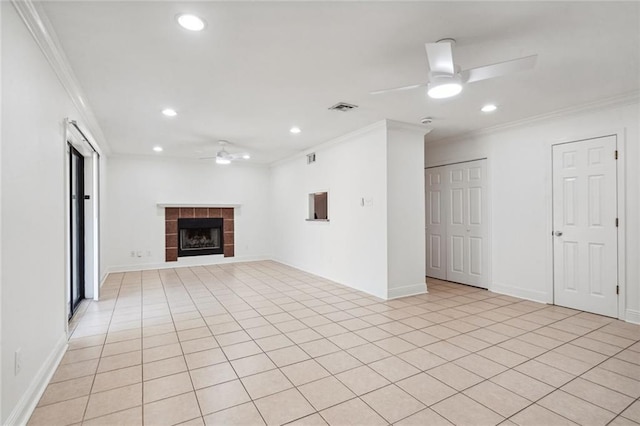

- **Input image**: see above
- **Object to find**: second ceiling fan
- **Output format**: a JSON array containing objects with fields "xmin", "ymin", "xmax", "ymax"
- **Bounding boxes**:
[
  {"xmin": 371, "ymin": 38, "xmax": 537, "ymax": 99},
  {"xmin": 200, "ymin": 140, "xmax": 250, "ymax": 165}
]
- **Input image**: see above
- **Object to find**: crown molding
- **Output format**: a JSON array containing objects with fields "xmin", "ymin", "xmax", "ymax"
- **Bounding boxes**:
[
  {"xmin": 11, "ymin": 0, "xmax": 110, "ymax": 155},
  {"xmin": 270, "ymin": 118, "xmax": 432, "ymax": 168},
  {"xmin": 386, "ymin": 119, "xmax": 433, "ymax": 135},
  {"xmin": 269, "ymin": 119, "xmax": 388, "ymax": 167},
  {"xmin": 426, "ymin": 90, "xmax": 640, "ymax": 146}
]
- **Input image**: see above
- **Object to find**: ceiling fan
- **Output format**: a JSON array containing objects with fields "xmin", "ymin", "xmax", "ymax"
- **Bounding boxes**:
[
  {"xmin": 200, "ymin": 140, "xmax": 250, "ymax": 165},
  {"xmin": 371, "ymin": 38, "xmax": 537, "ymax": 99}
]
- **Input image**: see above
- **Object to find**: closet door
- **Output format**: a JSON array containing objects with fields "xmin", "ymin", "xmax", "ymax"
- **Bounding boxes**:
[
  {"xmin": 446, "ymin": 161, "xmax": 487, "ymax": 288},
  {"xmin": 425, "ymin": 167, "xmax": 447, "ymax": 279},
  {"xmin": 426, "ymin": 160, "xmax": 488, "ymax": 289}
]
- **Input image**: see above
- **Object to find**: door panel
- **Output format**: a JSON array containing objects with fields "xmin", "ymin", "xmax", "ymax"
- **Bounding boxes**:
[
  {"xmin": 425, "ymin": 168, "xmax": 447, "ymax": 279},
  {"xmin": 588, "ymin": 243, "xmax": 604, "ymax": 295},
  {"xmin": 69, "ymin": 145, "xmax": 85, "ymax": 318},
  {"xmin": 451, "ymin": 235, "xmax": 464, "ymax": 273},
  {"xmin": 552, "ymin": 136, "xmax": 617, "ymax": 317},
  {"xmin": 429, "ymin": 235, "xmax": 442, "ymax": 269},
  {"xmin": 469, "ymin": 237, "xmax": 482, "ymax": 276},
  {"xmin": 469, "ymin": 187, "xmax": 482, "ymax": 225},
  {"xmin": 430, "ymin": 191, "xmax": 441, "ymax": 224},
  {"xmin": 447, "ymin": 166, "xmax": 469, "ymax": 284},
  {"xmin": 426, "ymin": 159, "xmax": 488, "ymax": 288},
  {"xmin": 562, "ymin": 241, "xmax": 578, "ymax": 291},
  {"xmin": 451, "ymin": 188, "xmax": 464, "ymax": 224}
]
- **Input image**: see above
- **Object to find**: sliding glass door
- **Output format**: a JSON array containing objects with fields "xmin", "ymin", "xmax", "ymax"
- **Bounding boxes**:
[{"xmin": 69, "ymin": 145, "xmax": 85, "ymax": 318}]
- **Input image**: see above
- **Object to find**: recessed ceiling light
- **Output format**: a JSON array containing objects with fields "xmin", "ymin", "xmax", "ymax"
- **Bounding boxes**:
[
  {"xmin": 153, "ymin": 146, "xmax": 163, "ymax": 152},
  {"xmin": 242, "ymin": 154, "xmax": 251, "ymax": 160},
  {"xmin": 481, "ymin": 104, "xmax": 498, "ymax": 112},
  {"xmin": 177, "ymin": 14, "xmax": 206, "ymax": 31},
  {"xmin": 290, "ymin": 127, "xmax": 301, "ymax": 134},
  {"xmin": 162, "ymin": 108, "xmax": 177, "ymax": 117}
]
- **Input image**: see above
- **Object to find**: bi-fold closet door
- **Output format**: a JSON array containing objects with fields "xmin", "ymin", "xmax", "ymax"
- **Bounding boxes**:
[{"xmin": 426, "ymin": 159, "xmax": 488, "ymax": 289}]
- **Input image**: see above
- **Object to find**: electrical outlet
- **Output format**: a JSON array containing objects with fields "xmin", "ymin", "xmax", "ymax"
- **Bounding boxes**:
[
  {"xmin": 146, "ymin": 251, "xmax": 151, "ymax": 257},
  {"xmin": 130, "ymin": 251, "xmax": 135, "ymax": 257},
  {"xmin": 15, "ymin": 348, "xmax": 22, "ymax": 375},
  {"xmin": 136, "ymin": 251, "xmax": 142, "ymax": 257}
]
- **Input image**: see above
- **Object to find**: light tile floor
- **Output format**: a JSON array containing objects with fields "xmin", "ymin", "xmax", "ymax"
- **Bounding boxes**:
[{"xmin": 29, "ymin": 261, "xmax": 640, "ymax": 426}]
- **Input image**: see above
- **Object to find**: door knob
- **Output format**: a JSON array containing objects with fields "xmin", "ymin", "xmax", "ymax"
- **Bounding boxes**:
[{"xmin": 554, "ymin": 231, "xmax": 563, "ymax": 236}]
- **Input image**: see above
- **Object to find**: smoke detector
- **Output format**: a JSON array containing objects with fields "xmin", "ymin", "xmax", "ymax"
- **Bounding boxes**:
[
  {"xmin": 329, "ymin": 102, "xmax": 358, "ymax": 112},
  {"xmin": 420, "ymin": 117, "xmax": 434, "ymax": 125}
]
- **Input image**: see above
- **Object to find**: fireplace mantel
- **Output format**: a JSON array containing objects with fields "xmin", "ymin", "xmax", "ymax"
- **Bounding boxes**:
[{"xmin": 157, "ymin": 203, "xmax": 241, "ymax": 208}]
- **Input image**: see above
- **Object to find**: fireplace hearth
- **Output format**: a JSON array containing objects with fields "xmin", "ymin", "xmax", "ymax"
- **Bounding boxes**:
[{"xmin": 177, "ymin": 218, "xmax": 224, "ymax": 257}]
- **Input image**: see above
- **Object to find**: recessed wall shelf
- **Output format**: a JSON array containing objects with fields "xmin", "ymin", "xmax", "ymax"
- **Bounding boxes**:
[{"xmin": 308, "ymin": 192, "xmax": 328, "ymax": 221}]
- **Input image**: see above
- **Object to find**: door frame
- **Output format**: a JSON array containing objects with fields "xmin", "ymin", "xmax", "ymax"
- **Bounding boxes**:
[
  {"xmin": 64, "ymin": 119, "xmax": 101, "ymax": 328},
  {"xmin": 549, "ymin": 129, "xmax": 626, "ymax": 320},
  {"xmin": 425, "ymin": 157, "xmax": 492, "ymax": 290}
]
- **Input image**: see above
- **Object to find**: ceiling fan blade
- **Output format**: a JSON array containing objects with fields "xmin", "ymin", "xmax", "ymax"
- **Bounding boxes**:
[
  {"xmin": 370, "ymin": 83, "xmax": 426, "ymax": 95},
  {"xmin": 228, "ymin": 152, "xmax": 250, "ymax": 160},
  {"xmin": 461, "ymin": 54, "xmax": 537, "ymax": 83},
  {"xmin": 199, "ymin": 156, "xmax": 217, "ymax": 160},
  {"xmin": 425, "ymin": 41, "xmax": 455, "ymax": 74}
]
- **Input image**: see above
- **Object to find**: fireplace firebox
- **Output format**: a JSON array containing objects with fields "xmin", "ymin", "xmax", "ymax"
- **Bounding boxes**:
[{"xmin": 177, "ymin": 218, "xmax": 224, "ymax": 257}]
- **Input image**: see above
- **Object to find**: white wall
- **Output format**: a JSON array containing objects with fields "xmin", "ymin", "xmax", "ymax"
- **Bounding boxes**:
[
  {"xmin": 386, "ymin": 124, "xmax": 426, "ymax": 298},
  {"xmin": 270, "ymin": 122, "xmax": 389, "ymax": 298},
  {"xmin": 105, "ymin": 156, "xmax": 271, "ymax": 271},
  {"xmin": 425, "ymin": 101, "xmax": 640, "ymax": 322},
  {"xmin": 1, "ymin": 3, "xmax": 107, "ymax": 422},
  {"xmin": 270, "ymin": 120, "xmax": 427, "ymax": 300}
]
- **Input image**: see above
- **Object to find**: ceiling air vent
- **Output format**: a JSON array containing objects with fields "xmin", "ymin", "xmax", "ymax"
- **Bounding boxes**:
[{"xmin": 328, "ymin": 102, "xmax": 358, "ymax": 112}]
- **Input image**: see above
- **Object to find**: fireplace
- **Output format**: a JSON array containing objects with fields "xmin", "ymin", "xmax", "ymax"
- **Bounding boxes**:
[
  {"xmin": 178, "ymin": 218, "xmax": 224, "ymax": 257},
  {"xmin": 165, "ymin": 207, "xmax": 234, "ymax": 261}
]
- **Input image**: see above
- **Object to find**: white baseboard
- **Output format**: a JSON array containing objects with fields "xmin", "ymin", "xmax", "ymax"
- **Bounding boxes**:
[
  {"xmin": 387, "ymin": 283, "xmax": 427, "ymax": 300},
  {"xmin": 489, "ymin": 282, "xmax": 549, "ymax": 304},
  {"xmin": 99, "ymin": 272, "xmax": 108, "ymax": 289},
  {"xmin": 5, "ymin": 333, "xmax": 68, "ymax": 426},
  {"xmin": 272, "ymin": 258, "xmax": 387, "ymax": 300},
  {"xmin": 105, "ymin": 255, "xmax": 271, "ymax": 274},
  {"xmin": 625, "ymin": 309, "xmax": 640, "ymax": 324}
]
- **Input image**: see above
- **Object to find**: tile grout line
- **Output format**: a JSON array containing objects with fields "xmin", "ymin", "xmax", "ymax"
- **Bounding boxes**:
[
  {"xmin": 29, "ymin": 266, "xmax": 640, "ymax": 426},
  {"xmin": 79, "ymin": 272, "xmax": 124, "ymax": 423},
  {"xmin": 178, "ymin": 266, "xmax": 271, "ymax": 425}
]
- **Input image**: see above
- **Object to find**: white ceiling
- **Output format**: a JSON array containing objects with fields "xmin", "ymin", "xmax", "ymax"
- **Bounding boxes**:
[{"xmin": 41, "ymin": 1, "xmax": 639, "ymax": 163}]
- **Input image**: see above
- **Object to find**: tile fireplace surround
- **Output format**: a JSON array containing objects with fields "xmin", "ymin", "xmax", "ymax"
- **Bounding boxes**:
[{"xmin": 165, "ymin": 207, "xmax": 234, "ymax": 261}]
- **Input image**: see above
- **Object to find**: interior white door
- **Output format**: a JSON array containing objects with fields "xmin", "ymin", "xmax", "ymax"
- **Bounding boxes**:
[
  {"xmin": 426, "ymin": 159, "xmax": 488, "ymax": 288},
  {"xmin": 552, "ymin": 136, "xmax": 618, "ymax": 317},
  {"xmin": 426, "ymin": 168, "xmax": 447, "ymax": 280},
  {"xmin": 446, "ymin": 161, "xmax": 488, "ymax": 288}
]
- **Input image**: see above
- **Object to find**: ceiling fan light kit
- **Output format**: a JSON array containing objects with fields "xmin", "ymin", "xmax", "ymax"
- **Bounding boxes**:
[
  {"xmin": 176, "ymin": 14, "xmax": 206, "ymax": 31},
  {"xmin": 481, "ymin": 104, "xmax": 498, "ymax": 112},
  {"xmin": 427, "ymin": 73, "xmax": 463, "ymax": 99}
]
